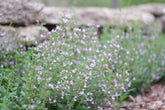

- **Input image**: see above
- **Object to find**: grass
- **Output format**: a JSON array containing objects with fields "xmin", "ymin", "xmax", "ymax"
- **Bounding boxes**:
[
  {"xmin": 41, "ymin": 0, "xmax": 165, "ymax": 7},
  {"xmin": 0, "ymin": 16, "xmax": 165, "ymax": 110}
]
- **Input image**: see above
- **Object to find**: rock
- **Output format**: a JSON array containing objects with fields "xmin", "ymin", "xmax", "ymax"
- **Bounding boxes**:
[
  {"xmin": 0, "ymin": 25, "xmax": 48, "ymax": 54},
  {"xmin": 162, "ymin": 15, "xmax": 165, "ymax": 24},
  {"xmin": 41, "ymin": 7, "xmax": 155, "ymax": 27},
  {"xmin": 153, "ymin": 18, "xmax": 164, "ymax": 36},
  {"xmin": 0, "ymin": 0, "xmax": 44, "ymax": 25},
  {"xmin": 124, "ymin": 3, "xmax": 165, "ymax": 16},
  {"xmin": 75, "ymin": 7, "xmax": 154, "ymax": 26},
  {"xmin": 41, "ymin": 7, "xmax": 72, "ymax": 25},
  {"xmin": 17, "ymin": 25, "xmax": 49, "ymax": 45},
  {"xmin": 125, "ymin": 83, "xmax": 165, "ymax": 109},
  {"xmin": 149, "ymin": 101, "xmax": 163, "ymax": 109},
  {"xmin": 160, "ymin": 15, "xmax": 165, "ymax": 33},
  {"xmin": 0, "ymin": 26, "xmax": 19, "ymax": 54},
  {"xmin": 107, "ymin": 9, "xmax": 155, "ymax": 26}
]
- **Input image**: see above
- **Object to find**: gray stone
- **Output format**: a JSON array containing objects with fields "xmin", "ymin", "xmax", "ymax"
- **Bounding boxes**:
[
  {"xmin": 41, "ymin": 7, "xmax": 155, "ymax": 26},
  {"xmin": 124, "ymin": 3, "xmax": 165, "ymax": 16},
  {"xmin": 17, "ymin": 25, "xmax": 49, "ymax": 45},
  {"xmin": 160, "ymin": 15, "xmax": 165, "ymax": 33},
  {"xmin": 0, "ymin": 25, "xmax": 48, "ymax": 54},
  {"xmin": 156, "ymin": 18, "xmax": 164, "ymax": 35},
  {"xmin": 0, "ymin": 26, "xmax": 19, "ymax": 54},
  {"xmin": 0, "ymin": 0, "xmax": 44, "ymax": 25}
]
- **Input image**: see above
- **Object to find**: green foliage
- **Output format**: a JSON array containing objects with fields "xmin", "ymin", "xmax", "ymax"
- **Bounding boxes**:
[
  {"xmin": 119, "ymin": 0, "xmax": 165, "ymax": 7},
  {"xmin": 0, "ymin": 17, "xmax": 165, "ymax": 109},
  {"xmin": 41, "ymin": 0, "xmax": 165, "ymax": 7}
]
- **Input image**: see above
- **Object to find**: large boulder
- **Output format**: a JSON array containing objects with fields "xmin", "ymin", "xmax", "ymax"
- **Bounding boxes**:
[
  {"xmin": 0, "ymin": 26, "xmax": 19, "ymax": 54},
  {"xmin": 41, "ymin": 7, "xmax": 155, "ymax": 26},
  {"xmin": 152, "ymin": 15, "xmax": 165, "ymax": 35},
  {"xmin": 160, "ymin": 15, "xmax": 165, "ymax": 33},
  {"xmin": 41, "ymin": 7, "xmax": 71, "ymax": 25},
  {"xmin": 124, "ymin": 3, "xmax": 165, "ymax": 16},
  {"xmin": 17, "ymin": 25, "xmax": 49, "ymax": 45},
  {"xmin": 0, "ymin": 0, "xmax": 44, "ymax": 25},
  {"xmin": 155, "ymin": 18, "xmax": 164, "ymax": 35},
  {"xmin": 0, "ymin": 25, "xmax": 48, "ymax": 54},
  {"xmin": 160, "ymin": 15, "xmax": 165, "ymax": 27}
]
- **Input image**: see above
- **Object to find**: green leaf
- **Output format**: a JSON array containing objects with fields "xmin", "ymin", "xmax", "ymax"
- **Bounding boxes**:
[
  {"xmin": 120, "ymin": 93, "xmax": 128, "ymax": 102},
  {"xmin": 9, "ymin": 91, "xmax": 16, "ymax": 98},
  {"xmin": 23, "ymin": 104, "xmax": 27, "ymax": 108},
  {"xmin": 36, "ymin": 100, "xmax": 41, "ymax": 104},
  {"xmin": 21, "ymin": 77, "xmax": 26, "ymax": 81},
  {"xmin": 20, "ymin": 91, "xmax": 25, "ymax": 96},
  {"xmin": 67, "ymin": 103, "xmax": 73, "ymax": 107},
  {"xmin": 129, "ymin": 95, "xmax": 135, "ymax": 102},
  {"xmin": 57, "ymin": 103, "xmax": 63, "ymax": 108},
  {"xmin": 80, "ymin": 100, "xmax": 87, "ymax": 104},
  {"xmin": 120, "ymin": 88, "xmax": 135, "ymax": 102},
  {"xmin": 0, "ymin": 86, "xmax": 6, "ymax": 94}
]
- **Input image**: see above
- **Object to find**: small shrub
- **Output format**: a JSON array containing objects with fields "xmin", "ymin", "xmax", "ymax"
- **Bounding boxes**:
[{"xmin": 0, "ymin": 17, "xmax": 165, "ymax": 109}]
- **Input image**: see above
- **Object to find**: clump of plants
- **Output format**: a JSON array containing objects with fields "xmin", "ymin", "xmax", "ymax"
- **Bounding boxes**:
[
  {"xmin": 102, "ymin": 22, "xmax": 165, "ymax": 91},
  {"xmin": 0, "ymin": 16, "xmax": 165, "ymax": 110}
]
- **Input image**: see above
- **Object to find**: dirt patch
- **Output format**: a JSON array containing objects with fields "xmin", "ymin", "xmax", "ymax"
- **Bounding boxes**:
[{"xmin": 121, "ymin": 82, "xmax": 165, "ymax": 110}]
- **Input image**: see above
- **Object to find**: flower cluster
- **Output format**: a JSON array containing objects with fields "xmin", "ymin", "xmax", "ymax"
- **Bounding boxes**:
[
  {"xmin": 0, "ymin": 16, "xmax": 165, "ymax": 110},
  {"xmin": 23, "ymin": 17, "xmax": 133, "ymax": 109}
]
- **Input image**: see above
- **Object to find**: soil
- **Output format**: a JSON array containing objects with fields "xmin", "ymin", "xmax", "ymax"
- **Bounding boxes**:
[{"xmin": 120, "ymin": 82, "xmax": 165, "ymax": 110}]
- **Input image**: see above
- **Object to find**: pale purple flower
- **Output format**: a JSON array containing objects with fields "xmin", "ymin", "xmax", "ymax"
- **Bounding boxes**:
[
  {"xmin": 116, "ymin": 35, "xmax": 120, "ymax": 38},
  {"xmin": 53, "ymin": 99, "xmax": 56, "ymax": 103},
  {"xmin": 79, "ymin": 91, "xmax": 84, "ymax": 95},
  {"xmin": 90, "ymin": 63, "xmax": 96, "ymax": 68},
  {"xmin": 125, "ymin": 70, "xmax": 130, "ymax": 76},
  {"xmin": 70, "ymin": 80, "xmax": 73, "ymax": 85},
  {"xmin": 31, "ymin": 105, "xmax": 34, "ymax": 109},
  {"xmin": 128, "ymin": 82, "xmax": 131, "ymax": 87},
  {"xmin": 125, "ymin": 78, "xmax": 129, "ymax": 82},
  {"xmin": 133, "ymin": 77, "xmax": 136, "ymax": 80},
  {"xmin": 48, "ymin": 84, "xmax": 54, "ymax": 89},
  {"xmin": 73, "ymin": 96, "xmax": 77, "ymax": 101},
  {"xmin": 0, "ymin": 32, "xmax": 6, "ymax": 36},
  {"xmin": 1, "ymin": 65, "xmax": 4, "ymax": 68},
  {"xmin": 63, "ymin": 63, "xmax": 66, "ymax": 67},
  {"xmin": 126, "ymin": 51, "xmax": 130, "ymax": 54},
  {"xmin": 112, "ymin": 96, "xmax": 115, "ymax": 101}
]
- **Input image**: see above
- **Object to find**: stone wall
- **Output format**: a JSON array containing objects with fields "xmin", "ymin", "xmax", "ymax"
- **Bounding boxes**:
[{"xmin": 0, "ymin": 0, "xmax": 165, "ymax": 53}]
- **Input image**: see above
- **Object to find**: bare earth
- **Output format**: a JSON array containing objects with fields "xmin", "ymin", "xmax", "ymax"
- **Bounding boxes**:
[{"xmin": 121, "ymin": 82, "xmax": 165, "ymax": 110}]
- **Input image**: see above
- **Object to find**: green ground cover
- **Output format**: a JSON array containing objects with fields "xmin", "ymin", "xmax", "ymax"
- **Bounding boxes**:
[
  {"xmin": 41, "ymin": 0, "xmax": 165, "ymax": 7},
  {"xmin": 0, "ymin": 17, "xmax": 165, "ymax": 109}
]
